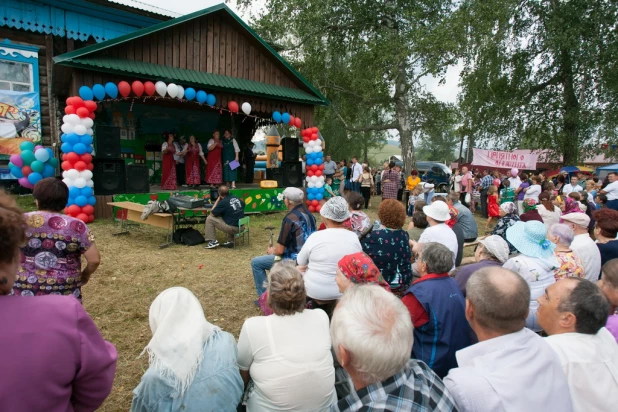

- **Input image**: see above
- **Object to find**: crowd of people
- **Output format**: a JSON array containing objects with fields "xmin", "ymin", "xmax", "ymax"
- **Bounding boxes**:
[{"xmin": 3, "ymin": 163, "xmax": 618, "ymax": 411}]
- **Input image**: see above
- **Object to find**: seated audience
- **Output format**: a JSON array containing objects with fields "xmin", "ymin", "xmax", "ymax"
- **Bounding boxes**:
[
  {"xmin": 491, "ymin": 202, "xmax": 520, "ymax": 254},
  {"xmin": 335, "ymin": 252, "xmax": 391, "ymax": 293},
  {"xmin": 402, "ymin": 243, "xmax": 471, "ymax": 378},
  {"xmin": 0, "ymin": 191, "xmax": 117, "ymax": 411},
  {"xmin": 434, "ymin": 195, "xmax": 464, "ymax": 267},
  {"xmin": 297, "ymin": 197, "xmax": 362, "ymax": 304},
  {"xmin": 598, "ymin": 259, "xmax": 618, "ymax": 342},
  {"xmin": 13, "ymin": 177, "xmax": 100, "ymax": 301},
  {"xmin": 407, "ymin": 210, "xmax": 428, "ymax": 241},
  {"xmin": 410, "ymin": 201, "xmax": 458, "ymax": 274},
  {"xmin": 204, "ymin": 185, "xmax": 245, "ymax": 249},
  {"xmin": 504, "ymin": 220, "xmax": 558, "ymax": 332},
  {"xmin": 562, "ymin": 196, "xmax": 583, "ymax": 215},
  {"xmin": 519, "ymin": 199, "xmax": 544, "ymax": 222},
  {"xmin": 443, "ymin": 268, "xmax": 573, "ymax": 412},
  {"xmin": 251, "ymin": 187, "xmax": 316, "ymax": 297},
  {"xmin": 547, "ymin": 223, "xmax": 585, "ymax": 280},
  {"xmin": 561, "ymin": 213, "xmax": 601, "ymax": 281},
  {"xmin": 453, "ymin": 235, "xmax": 510, "ymax": 297},
  {"xmin": 331, "ymin": 285, "xmax": 458, "ymax": 411},
  {"xmin": 537, "ymin": 278, "xmax": 618, "ymax": 411},
  {"xmin": 344, "ymin": 192, "xmax": 372, "ymax": 237},
  {"xmin": 538, "ymin": 191, "xmax": 562, "ymax": 229},
  {"xmin": 131, "ymin": 287, "xmax": 243, "ymax": 411},
  {"xmin": 447, "ymin": 192, "xmax": 478, "ymax": 242},
  {"xmin": 238, "ymin": 262, "xmax": 336, "ymax": 411},
  {"xmin": 593, "ymin": 208, "xmax": 618, "ymax": 270},
  {"xmin": 362, "ymin": 199, "xmax": 412, "ymax": 296}
]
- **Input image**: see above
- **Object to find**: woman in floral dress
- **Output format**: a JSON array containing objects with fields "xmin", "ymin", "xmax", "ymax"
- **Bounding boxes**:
[
  {"xmin": 206, "ymin": 131, "xmax": 223, "ymax": 188},
  {"xmin": 184, "ymin": 135, "xmax": 207, "ymax": 189},
  {"xmin": 161, "ymin": 133, "xmax": 177, "ymax": 190}
]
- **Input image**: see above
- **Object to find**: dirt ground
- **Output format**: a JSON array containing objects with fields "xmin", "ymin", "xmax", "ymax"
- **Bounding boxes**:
[{"xmin": 12, "ymin": 194, "xmax": 486, "ymax": 411}]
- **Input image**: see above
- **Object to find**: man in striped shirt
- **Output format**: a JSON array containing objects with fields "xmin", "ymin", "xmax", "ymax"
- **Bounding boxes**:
[{"xmin": 480, "ymin": 169, "xmax": 494, "ymax": 218}]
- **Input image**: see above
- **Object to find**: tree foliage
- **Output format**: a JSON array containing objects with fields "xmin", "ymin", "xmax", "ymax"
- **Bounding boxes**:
[{"xmin": 415, "ymin": 102, "xmax": 459, "ymax": 162}]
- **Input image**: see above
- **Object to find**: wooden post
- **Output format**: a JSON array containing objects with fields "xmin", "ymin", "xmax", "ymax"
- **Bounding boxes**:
[{"xmin": 94, "ymin": 195, "xmax": 114, "ymax": 219}]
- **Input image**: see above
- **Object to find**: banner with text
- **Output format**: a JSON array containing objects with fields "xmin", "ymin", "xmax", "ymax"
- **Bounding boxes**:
[{"xmin": 472, "ymin": 148, "xmax": 538, "ymax": 170}]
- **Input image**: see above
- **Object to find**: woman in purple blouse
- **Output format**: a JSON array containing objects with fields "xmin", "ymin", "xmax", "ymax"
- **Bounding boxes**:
[{"xmin": 0, "ymin": 191, "xmax": 117, "ymax": 411}]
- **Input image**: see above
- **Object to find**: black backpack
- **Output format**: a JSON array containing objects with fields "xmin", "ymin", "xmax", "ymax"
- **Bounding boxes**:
[{"xmin": 173, "ymin": 228, "xmax": 205, "ymax": 246}]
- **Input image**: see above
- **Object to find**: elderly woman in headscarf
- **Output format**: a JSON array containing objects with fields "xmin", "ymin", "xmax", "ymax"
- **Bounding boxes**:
[
  {"xmin": 547, "ymin": 223, "xmax": 585, "ymax": 280},
  {"xmin": 520, "ymin": 198, "xmax": 544, "ymax": 223},
  {"xmin": 562, "ymin": 196, "xmax": 583, "ymax": 215},
  {"xmin": 335, "ymin": 252, "xmax": 391, "ymax": 293},
  {"xmin": 491, "ymin": 201, "xmax": 521, "ymax": 254},
  {"xmin": 131, "ymin": 287, "xmax": 243, "ymax": 411}
]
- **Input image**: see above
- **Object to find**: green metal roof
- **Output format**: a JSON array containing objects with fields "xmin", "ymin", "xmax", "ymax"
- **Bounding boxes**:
[
  {"xmin": 53, "ymin": 3, "xmax": 328, "ymax": 105},
  {"xmin": 57, "ymin": 56, "xmax": 326, "ymax": 104}
]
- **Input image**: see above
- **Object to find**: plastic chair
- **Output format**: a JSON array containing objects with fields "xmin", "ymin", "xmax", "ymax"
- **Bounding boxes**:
[{"xmin": 234, "ymin": 216, "xmax": 250, "ymax": 247}]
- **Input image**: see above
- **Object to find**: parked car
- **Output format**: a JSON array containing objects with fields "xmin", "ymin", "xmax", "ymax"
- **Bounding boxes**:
[{"xmin": 391, "ymin": 160, "xmax": 452, "ymax": 193}]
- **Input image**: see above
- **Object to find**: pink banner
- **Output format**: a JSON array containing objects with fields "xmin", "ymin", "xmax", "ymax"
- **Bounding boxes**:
[{"xmin": 472, "ymin": 148, "xmax": 538, "ymax": 170}]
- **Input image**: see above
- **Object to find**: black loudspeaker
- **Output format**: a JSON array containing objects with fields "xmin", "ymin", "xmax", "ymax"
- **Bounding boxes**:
[
  {"xmin": 92, "ymin": 158, "xmax": 126, "ymax": 195},
  {"xmin": 282, "ymin": 137, "xmax": 299, "ymax": 162},
  {"xmin": 126, "ymin": 164, "xmax": 150, "ymax": 194},
  {"xmin": 95, "ymin": 126, "xmax": 121, "ymax": 158},
  {"xmin": 282, "ymin": 161, "xmax": 303, "ymax": 187},
  {"xmin": 266, "ymin": 167, "xmax": 284, "ymax": 187}
]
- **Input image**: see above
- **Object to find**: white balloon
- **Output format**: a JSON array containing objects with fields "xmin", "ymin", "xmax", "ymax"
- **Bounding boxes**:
[
  {"xmin": 317, "ymin": 176, "xmax": 325, "ymax": 182},
  {"xmin": 310, "ymin": 175, "xmax": 318, "ymax": 183},
  {"xmin": 62, "ymin": 178, "xmax": 73, "ymax": 187},
  {"xmin": 314, "ymin": 145, "xmax": 323, "ymax": 153},
  {"xmin": 176, "ymin": 85, "xmax": 185, "ymax": 99},
  {"xmin": 86, "ymin": 128, "xmax": 94, "ymax": 136},
  {"xmin": 315, "ymin": 139, "xmax": 322, "ymax": 147},
  {"xmin": 63, "ymin": 115, "xmax": 71, "ymax": 124},
  {"xmin": 74, "ymin": 178, "xmax": 87, "ymax": 189},
  {"xmin": 303, "ymin": 142, "xmax": 308, "ymax": 148},
  {"xmin": 305, "ymin": 146, "xmax": 314, "ymax": 154},
  {"xmin": 66, "ymin": 169, "xmax": 80, "ymax": 180},
  {"xmin": 306, "ymin": 176, "xmax": 312, "ymax": 182},
  {"xmin": 67, "ymin": 114, "xmax": 80, "ymax": 124},
  {"xmin": 308, "ymin": 140, "xmax": 316, "ymax": 148},
  {"xmin": 82, "ymin": 118, "xmax": 94, "ymax": 128},
  {"xmin": 241, "ymin": 102, "xmax": 251, "ymax": 115},
  {"xmin": 316, "ymin": 181, "xmax": 324, "ymax": 188},
  {"xmin": 80, "ymin": 170, "xmax": 93, "ymax": 180},
  {"xmin": 74, "ymin": 125, "xmax": 87, "ymax": 135},
  {"xmin": 167, "ymin": 83, "xmax": 178, "ymax": 98},
  {"xmin": 308, "ymin": 182, "xmax": 315, "ymax": 188},
  {"xmin": 61, "ymin": 123, "xmax": 74, "ymax": 134},
  {"xmin": 87, "ymin": 180, "xmax": 94, "ymax": 188},
  {"xmin": 62, "ymin": 171, "xmax": 68, "ymax": 179},
  {"xmin": 155, "ymin": 81, "xmax": 167, "ymax": 97}
]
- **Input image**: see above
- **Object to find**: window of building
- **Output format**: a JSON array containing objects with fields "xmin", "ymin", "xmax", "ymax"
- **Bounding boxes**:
[{"xmin": 0, "ymin": 59, "xmax": 34, "ymax": 91}]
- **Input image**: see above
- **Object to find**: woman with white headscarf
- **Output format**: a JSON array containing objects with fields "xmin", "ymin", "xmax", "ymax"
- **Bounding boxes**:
[{"xmin": 131, "ymin": 287, "xmax": 243, "ymax": 411}]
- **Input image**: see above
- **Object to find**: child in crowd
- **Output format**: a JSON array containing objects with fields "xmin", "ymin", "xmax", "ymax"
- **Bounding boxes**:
[
  {"xmin": 596, "ymin": 193, "xmax": 608, "ymax": 209},
  {"xmin": 486, "ymin": 185, "xmax": 500, "ymax": 230},
  {"xmin": 500, "ymin": 179, "xmax": 515, "ymax": 204},
  {"xmin": 407, "ymin": 185, "xmax": 423, "ymax": 216},
  {"xmin": 323, "ymin": 177, "xmax": 335, "ymax": 200}
]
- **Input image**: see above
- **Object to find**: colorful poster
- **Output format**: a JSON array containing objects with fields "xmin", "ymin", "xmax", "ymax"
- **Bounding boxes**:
[
  {"xmin": 0, "ymin": 90, "xmax": 42, "ymax": 158},
  {"xmin": 472, "ymin": 148, "xmax": 539, "ymax": 170}
]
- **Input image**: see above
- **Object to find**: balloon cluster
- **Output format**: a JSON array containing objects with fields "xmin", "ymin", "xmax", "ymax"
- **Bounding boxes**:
[
  {"xmin": 8, "ymin": 142, "xmax": 58, "ymax": 189},
  {"xmin": 302, "ymin": 127, "xmax": 324, "ymax": 212},
  {"xmin": 60, "ymin": 96, "xmax": 97, "ymax": 223},
  {"xmin": 272, "ymin": 111, "xmax": 302, "ymax": 128}
]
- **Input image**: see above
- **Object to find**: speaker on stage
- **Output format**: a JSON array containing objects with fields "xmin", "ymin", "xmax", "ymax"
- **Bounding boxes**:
[
  {"xmin": 92, "ymin": 158, "xmax": 126, "ymax": 195},
  {"xmin": 282, "ymin": 161, "xmax": 303, "ymax": 187},
  {"xmin": 95, "ymin": 126, "xmax": 121, "ymax": 158},
  {"xmin": 126, "ymin": 164, "xmax": 150, "ymax": 194},
  {"xmin": 266, "ymin": 167, "xmax": 284, "ymax": 187},
  {"xmin": 282, "ymin": 137, "xmax": 300, "ymax": 162}
]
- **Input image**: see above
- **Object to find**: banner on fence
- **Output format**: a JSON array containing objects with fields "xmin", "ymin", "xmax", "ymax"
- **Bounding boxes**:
[
  {"xmin": 0, "ymin": 90, "xmax": 42, "ymax": 158},
  {"xmin": 472, "ymin": 148, "xmax": 538, "ymax": 170}
]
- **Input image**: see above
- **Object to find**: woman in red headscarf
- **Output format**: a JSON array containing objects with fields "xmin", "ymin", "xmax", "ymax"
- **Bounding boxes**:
[{"xmin": 335, "ymin": 252, "xmax": 391, "ymax": 293}]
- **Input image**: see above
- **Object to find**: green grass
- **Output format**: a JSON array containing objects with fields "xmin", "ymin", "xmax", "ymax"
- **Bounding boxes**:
[
  {"xmin": 15, "ymin": 194, "xmax": 37, "ymax": 212},
  {"xmin": 367, "ymin": 144, "xmax": 401, "ymax": 165}
]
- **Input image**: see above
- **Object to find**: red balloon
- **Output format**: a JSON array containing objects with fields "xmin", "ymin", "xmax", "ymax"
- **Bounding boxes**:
[
  {"xmin": 61, "ymin": 161, "xmax": 73, "ymax": 171},
  {"xmin": 82, "ymin": 205, "xmax": 94, "ymax": 215},
  {"xmin": 21, "ymin": 166, "xmax": 32, "ymax": 177},
  {"xmin": 84, "ymin": 100, "xmax": 97, "ymax": 112},
  {"xmin": 144, "ymin": 81, "xmax": 156, "ymax": 96},
  {"xmin": 74, "ymin": 161, "xmax": 87, "ymax": 171},
  {"xmin": 311, "ymin": 127, "xmax": 319, "ymax": 133},
  {"xmin": 66, "ymin": 97, "xmax": 74, "ymax": 106},
  {"xmin": 80, "ymin": 154, "xmax": 92, "ymax": 163},
  {"xmin": 311, "ymin": 133, "xmax": 318, "ymax": 140},
  {"xmin": 64, "ymin": 105, "xmax": 76, "ymax": 115},
  {"xmin": 64, "ymin": 207, "xmax": 70, "ymax": 215},
  {"xmin": 303, "ymin": 129, "xmax": 311, "ymax": 137},
  {"xmin": 310, "ymin": 164, "xmax": 318, "ymax": 171},
  {"xmin": 118, "ymin": 81, "xmax": 131, "ymax": 97},
  {"xmin": 307, "ymin": 170, "xmax": 315, "ymax": 177},
  {"xmin": 76, "ymin": 107, "xmax": 90, "ymax": 118},
  {"xmin": 67, "ymin": 205, "xmax": 81, "ymax": 216},
  {"xmin": 295, "ymin": 118, "xmax": 302, "ymax": 128},
  {"xmin": 288, "ymin": 115, "xmax": 295, "ymax": 126},
  {"xmin": 77, "ymin": 213, "xmax": 89, "ymax": 223},
  {"xmin": 61, "ymin": 154, "xmax": 67, "ymax": 161},
  {"xmin": 308, "ymin": 205, "xmax": 316, "ymax": 213},
  {"xmin": 66, "ymin": 153, "xmax": 80, "ymax": 163},
  {"xmin": 72, "ymin": 97, "xmax": 85, "ymax": 108},
  {"xmin": 315, "ymin": 170, "xmax": 323, "ymax": 177},
  {"xmin": 131, "ymin": 80, "xmax": 145, "ymax": 97},
  {"xmin": 88, "ymin": 214, "xmax": 95, "ymax": 223},
  {"xmin": 306, "ymin": 200, "xmax": 312, "ymax": 206},
  {"xmin": 88, "ymin": 112, "xmax": 96, "ymax": 120},
  {"xmin": 311, "ymin": 199, "xmax": 319, "ymax": 207},
  {"xmin": 318, "ymin": 164, "xmax": 324, "ymax": 170},
  {"xmin": 87, "ymin": 163, "xmax": 94, "ymax": 171},
  {"xmin": 228, "ymin": 101, "xmax": 239, "ymax": 113},
  {"xmin": 302, "ymin": 136, "xmax": 310, "ymax": 143},
  {"xmin": 316, "ymin": 204, "xmax": 322, "ymax": 212}
]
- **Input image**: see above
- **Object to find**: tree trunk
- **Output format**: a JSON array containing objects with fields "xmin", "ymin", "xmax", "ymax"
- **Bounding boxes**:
[
  {"xmin": 560, "ymin": 48, "xmax": 579, "ymax": 166},
  {"xmin": 395, "ymin": 63, "xmax": 415, "ymax": 173}
]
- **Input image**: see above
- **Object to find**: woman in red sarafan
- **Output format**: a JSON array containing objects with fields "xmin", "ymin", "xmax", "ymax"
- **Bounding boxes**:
[
  {"xmin": 185, "ymin": 135, "xmax": 207, "ymax": 188},
  {"xmin": 160, "ymin": 133, "xmax": 177, "ymax": 190},
  {"xmin": 206, "ymin": 130, "xmax": 223, "ymax": 188}
]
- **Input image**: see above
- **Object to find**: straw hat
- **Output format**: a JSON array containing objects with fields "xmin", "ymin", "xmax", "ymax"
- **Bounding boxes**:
[{"xmin": 506, "ymin": 221, "xmax": 555, "ymax": 259}]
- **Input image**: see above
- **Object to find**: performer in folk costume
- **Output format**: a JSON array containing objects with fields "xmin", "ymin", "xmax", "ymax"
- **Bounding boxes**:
[
  {"xmin": 161, "ymin": 132, "xmax": 177, "ymax": 190},
  {"xmin": 206, "ymin": 130, "xmax": 223, "ymax": 188},
  {"xmin": 184, "ymin": 135, "xmax": 207, "ymax": 188},
  {"xmin": 222, "ymin": 129, "xmax": 240, "ymax": 189}
]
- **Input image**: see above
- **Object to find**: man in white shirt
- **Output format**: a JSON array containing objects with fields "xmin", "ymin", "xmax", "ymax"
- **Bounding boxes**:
[
  {"xmin": 410, "ymin": 201, "xmax": 458, "ymax": 274},
  {"xmin": 600, "ymin": 171, "xmax": 618, "ymax": 210},
  {"xmin": 349, "ymin": 157, "xmax": 363, "ymax": 193},
  {"xmin": 561, "ymin": 213, "xmax": 601, "ymax": 281},
  {"xmin": 537, "ymin": 278, "xmax": 618, "ymax": 412},
  {"xmin": 562, "ymin": 175, "xmax": 584, "ymax": 195},
  {"xmin": 508, "ymin": 172, "xmax": 521, "ymax": 191},
  {"xmin": 443, "ymin": 267, "xmax": 573, "ymax": 412}
]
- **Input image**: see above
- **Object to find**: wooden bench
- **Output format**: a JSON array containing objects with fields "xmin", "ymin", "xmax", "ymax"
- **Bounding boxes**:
[{"xmin": 108, "ymin": 202, "xmax": 174, "ymax": 248}]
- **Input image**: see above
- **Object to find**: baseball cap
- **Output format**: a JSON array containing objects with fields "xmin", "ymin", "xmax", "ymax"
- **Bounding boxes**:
[{"xmin": 282, "ymin": 187, "xmax": 304, "ymax": 203}]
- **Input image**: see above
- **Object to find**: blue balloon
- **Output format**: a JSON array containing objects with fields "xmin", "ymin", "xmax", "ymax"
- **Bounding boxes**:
[
  {"xmin": 92, "ymin": 84, "xmax": 106, "ymax": 100},
  {"xmin": 307, "ymin": 193, "xmax": 315, "ymax": 201},
  {"xmin": 27, "ymin": 172, "xmax": 42, "ymax": 185},
  {"xmin": 184, "ymin": 88, "xmax": 196, "ymax": 101},
  {"xmin": 87, "ymin": 196, "xmax": 96, "ymax": 206},
  {"xmin": 67, "ymin": 198, "xmax": 75, "ymax": 206},
  {"xmin": 73, "ymin": 143, "xmax": 87, "ymax": 155},
  {"xmin": 61, "ymin": 143, "xmax": 73, "ymax": 153},
  {"xmin": 45, "ymin": 147, "xmax": 54, "ymax": 158},
  {"xmin": 8, "ymin": 162, "xmax": 15, "ymax": 169},
  {"xmin": 79, "ymin": 86, "xmax": 94, "ymax": 101},
  {"xmin": 42, "ymin": 164, "xmax": 55, "ymax": 178},
  {"xmin": 69, "ymin": 186, "xmax": 81, "ymax": 199},
  {"xmin": 315, "ymin": 157, "xmax": 323, "ymax": 165},
  {"xmin": 273, "ymin": 111, "xmax": 282, "ymax": 123},
  {"xmin": 206, "ymin": 94, "xmax": 216, "ymax": 106},
  {"xmin": 306, "ymin": 158, "xmax": 314, "ymax": 166},
  {"xmin": 315, "ymin": 193, "xmax": 323, "ymax": 201},
  {"xmin": 86, "ymin": 145, "xmax": 93, "ymax": 154},
  {"xmin": 20, "ymin": 141, "xmax": 35, "ymax": 152},
  {"xmin": 80, "ymin": 134, "xmax": 93, "ymax": 145},
  {"xmin": 80, "ymin": 186, "xmax": 93, "ymax": 198},
  {"xmin": 10, "ymin": 166, "xmax": 23, "ymax": 178},
  {"xmin": 105, "ymin": 82, "xmax": 118, "ymax": 98},
  {"xmin": 75, "ymin": 195, "xmax": 88, "ymax": 207},
  {"xmin": 66, "ymin": 133, "xmax": 79, "ymax": 145},
  {"xmin": 61, "ymin": 134, "xmax": 67, "ymax": 143},
  {"xmin": 48, "ymin": 157, "xmax": 59, "ymax": 168},
  {"xmin": 281, "ymin": 112, "xmax": 290, "ymax": 124},
  {"xmin": 196, "ymin": 90, "xmax": 207, "ymax": 104}
]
